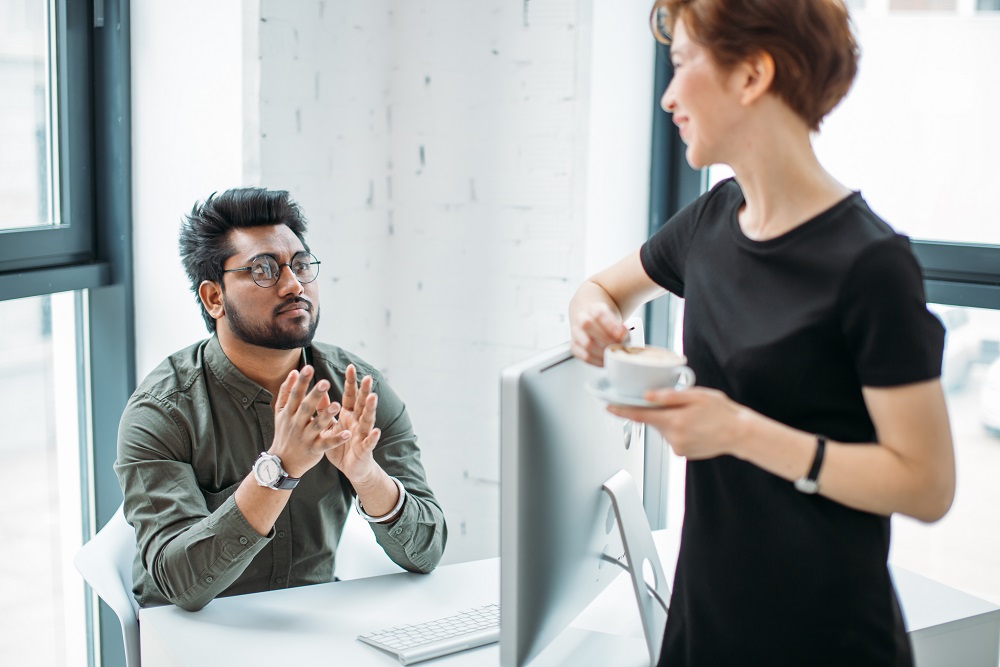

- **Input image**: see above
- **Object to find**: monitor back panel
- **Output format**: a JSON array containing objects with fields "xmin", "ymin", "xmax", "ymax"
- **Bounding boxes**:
[{"xmin": 500, "ymin": 344, "xmax": 645, "ymax": 667}]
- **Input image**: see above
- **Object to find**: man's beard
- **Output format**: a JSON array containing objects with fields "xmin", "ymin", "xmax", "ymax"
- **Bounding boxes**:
[{"xmin": 223, "ymin": 295, "xmax": 320, "ymax": 350}]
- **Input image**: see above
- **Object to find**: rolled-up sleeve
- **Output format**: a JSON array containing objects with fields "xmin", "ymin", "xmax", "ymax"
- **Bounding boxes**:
[
  {"xmin": 364, "ymin": 375, "xmax": 447, "ymax": 573},
  {"xmin": 115, "ymin": 394, "xmax": 268, "ymax": 611}
]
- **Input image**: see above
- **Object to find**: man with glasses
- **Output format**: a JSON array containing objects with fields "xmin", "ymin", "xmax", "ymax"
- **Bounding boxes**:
[{"xmin": 115, "ymin": 188, "xmax": 447, "ymax": 611}]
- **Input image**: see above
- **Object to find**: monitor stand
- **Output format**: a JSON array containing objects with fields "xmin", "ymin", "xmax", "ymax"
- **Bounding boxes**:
[{"xmin": 603, "ymin": 469, "xmax": 671, "ymax": 667}]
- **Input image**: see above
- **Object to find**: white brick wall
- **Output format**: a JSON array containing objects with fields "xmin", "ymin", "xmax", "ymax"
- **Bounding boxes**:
[
  {"xmin": 254, "ymin": 0, "xmax": 653, "ymax": 564},
  {"xmin": 121, "ymin": 0, "xmax": 655, "ymax": 564}
]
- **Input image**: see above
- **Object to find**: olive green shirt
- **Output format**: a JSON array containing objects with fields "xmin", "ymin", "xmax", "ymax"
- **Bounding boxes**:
[{"xmin": 115, "ymin": 335, "xmax": 447, "ymax": 611}]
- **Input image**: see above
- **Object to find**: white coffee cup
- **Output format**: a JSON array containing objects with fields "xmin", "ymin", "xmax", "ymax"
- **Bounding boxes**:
[{"xmin": 603, "ymin": 344, "xmax": 696, "ymax": 398}]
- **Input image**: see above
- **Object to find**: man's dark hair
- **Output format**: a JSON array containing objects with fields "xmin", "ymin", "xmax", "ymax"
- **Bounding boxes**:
[{"xmin": 179, "ymin": 188, "xmax": 310, "ymax": 332}]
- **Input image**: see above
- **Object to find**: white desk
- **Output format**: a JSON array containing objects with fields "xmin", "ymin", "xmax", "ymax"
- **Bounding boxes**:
[{"xmin": 140, "ymin": 531, "xmax": 1000, "ymax": 666}]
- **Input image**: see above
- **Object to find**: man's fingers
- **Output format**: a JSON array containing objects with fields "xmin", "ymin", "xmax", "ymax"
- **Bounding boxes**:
[
  {"xmin": 342, "ymin": 364, "xmax": 358, "ymax": 412},
  {"xmin": 294, "ymin": 376, "xmax": 329, "ymax": 425},
  {"xmin": 358, "ymin": 393, "xmax": 378, "ymax": 434},
  {"xmin": 319, "ymin": 402, "xmax": 344, "ymax": 435},
  {"xmin": 360, "ymin": 427, "xmax": 381, "ymax": 454},
  {"xmin": 321, "ymin": 424, "xmax": 353, "ymax": 450},
  {"xmin": 284, "ymin": 366, "xmax": 314, "ymax": 415},
  {"xmin": 311, "ymin": 394, "xmax": 339, "ymax": 432},
  {"xmin": 354, "ymin": 374, "xmax": 373, "ymax": 412},
  {"xmin": 275, "ymin": 369, "xmax": 298, "ymax": 412}
]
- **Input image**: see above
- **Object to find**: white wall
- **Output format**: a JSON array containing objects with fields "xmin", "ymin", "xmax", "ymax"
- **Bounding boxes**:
[
  {"xmin": 131, "ymin": 0, "xmax": 261, "ymax": 378},
  {"xmin": 131, "ymin": 0, "xmax": 654, "ymax": 564}
]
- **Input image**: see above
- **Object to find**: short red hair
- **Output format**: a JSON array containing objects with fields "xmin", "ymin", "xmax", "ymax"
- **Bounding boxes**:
[{"xmin": 651, "ymin": 0, "xmax": 859, "ymax": 131}]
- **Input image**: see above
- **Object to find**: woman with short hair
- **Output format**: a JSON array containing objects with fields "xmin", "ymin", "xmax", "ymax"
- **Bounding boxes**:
[{"xmin": 568, "ymin": 1, "xmax": 955, "ymax": 664}]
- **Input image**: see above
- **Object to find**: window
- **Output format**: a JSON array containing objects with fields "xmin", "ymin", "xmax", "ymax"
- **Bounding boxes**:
[
  {"xmin": 0, "ymin": 1, "xmax": 134, "ymax": 666},
  {"xmin": 890, "ymin": 0, "xmax": 956, "ymax": 10},
  {"xmin": 0, "ymin": 0, "xmax": 95, "ymax": 274},
  {"xmin": 891, "ymin": 304, "xmax": 1000, "ymax": 599},
  {"xmin": 0, "ymin": 0, "xmax": 55, "ymax": 231},
  {"xmin": 814, "ymin": 8, "xmax": 1000, "ymax": 249},
  {"xmin": 813, "ymin": 6, "xmax": 1000, "ymax": 608},
  {"xmin": 0, "ymin": 293, "xmax": 88, "ymax": 665}
]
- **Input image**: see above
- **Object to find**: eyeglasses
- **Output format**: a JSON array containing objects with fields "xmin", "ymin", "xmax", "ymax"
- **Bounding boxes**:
[{"xmin": 223, "ymin": 251, "xmax": 322, "ymax": 288}]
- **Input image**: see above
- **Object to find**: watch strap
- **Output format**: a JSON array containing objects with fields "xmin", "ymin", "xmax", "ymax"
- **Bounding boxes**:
[
  {"xmin": 273, "ymin": 474, "xmax": 300, "ymax": 490},
  {"xmin": 794, "ymin": 434, "xmax": 826, "ymax": 494},
  {"xmin": 806, "ymin": 434, "xmax": 826, "ymax": 481}
]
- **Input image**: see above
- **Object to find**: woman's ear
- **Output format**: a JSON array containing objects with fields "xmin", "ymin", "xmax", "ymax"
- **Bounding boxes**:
[
  {"xmin": 199, "ymin": 280, "xmax": 225, "ymax": 322},
  {"xmin": 738, "ymin": 50, "xmax": 775, "ymax": 106}
]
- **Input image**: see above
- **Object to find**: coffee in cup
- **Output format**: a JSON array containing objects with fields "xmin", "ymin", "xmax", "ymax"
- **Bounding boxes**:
[{"xmin": 603, "ymin": 344, "xmax": 696, "ymax": 398}]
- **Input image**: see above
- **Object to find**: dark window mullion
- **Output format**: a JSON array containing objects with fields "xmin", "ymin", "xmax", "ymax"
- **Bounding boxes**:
[
  {"xmin": 911, "ymin": 241, "xmax": 1000, "ymax": 310},
  {"xmin": 911, "ymin": 240, "xmax": 1000, "ymax": 284}
]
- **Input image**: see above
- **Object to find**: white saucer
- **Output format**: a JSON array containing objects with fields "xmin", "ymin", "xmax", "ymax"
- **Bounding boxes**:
[{"xmin": 584, "ymin": 376, "xmax": 660, "ymax": 408}]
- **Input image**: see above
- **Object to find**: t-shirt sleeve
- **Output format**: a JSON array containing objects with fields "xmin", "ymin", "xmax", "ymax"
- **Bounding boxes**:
[
  {"xmin": 839, "ymin": 234, "xmax": 945, "ymax": 387},
  {"xmin": 640, "ymin": 194, "xmax": 707, "ymax": 298},
  {"xmin": 640, "ymin": 179, "xmax": 732, "ymax": 297}
]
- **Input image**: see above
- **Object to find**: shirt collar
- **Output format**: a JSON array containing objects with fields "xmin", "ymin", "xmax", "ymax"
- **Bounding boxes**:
[{"xmin": 204, "ymin": 335, "xmax": 309, "ymax": 408}]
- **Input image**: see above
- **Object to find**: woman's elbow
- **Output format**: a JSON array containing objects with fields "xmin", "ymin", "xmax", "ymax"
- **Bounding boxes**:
[{"xmin": 908, "ymin": 471, "xmax": 956, "ymax": 523}]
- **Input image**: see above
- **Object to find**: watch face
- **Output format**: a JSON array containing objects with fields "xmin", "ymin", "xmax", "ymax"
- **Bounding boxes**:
[
  {"xmin": 794, "ymin": 477, "xmax": 819, "ymax": 494},
  {"xmin": 257, "ymin": 458, "xmax": 280, "ymax": 484}
]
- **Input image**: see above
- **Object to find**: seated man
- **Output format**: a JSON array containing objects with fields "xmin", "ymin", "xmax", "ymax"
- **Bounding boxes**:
[{"xmin": 115, "ymin": 187, "xmax": 447, "ymax": 611}]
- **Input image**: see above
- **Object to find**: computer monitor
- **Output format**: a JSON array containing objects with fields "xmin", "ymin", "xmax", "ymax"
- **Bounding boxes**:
[{"xmin": 500, "ymin": 337, "xmax": 670, "ymax": 667}]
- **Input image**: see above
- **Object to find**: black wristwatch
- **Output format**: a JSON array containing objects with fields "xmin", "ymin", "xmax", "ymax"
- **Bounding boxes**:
[
  {"xmin": 252, "ymin": 452, "xmax": 301, "ymax": 491},
  {"xmin": 794, "ymin": 435, "xmax": 826, "ymax": 494}
]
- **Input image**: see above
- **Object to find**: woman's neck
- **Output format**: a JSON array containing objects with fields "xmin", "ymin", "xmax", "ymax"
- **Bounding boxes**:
[{"xmin": 727, "ymin": 109, "xmax": 851, "ymax": 241}]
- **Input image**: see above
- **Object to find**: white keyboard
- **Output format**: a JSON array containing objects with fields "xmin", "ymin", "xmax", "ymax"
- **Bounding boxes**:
[{"xmin": 357, "ymin": 603, "xmax": 500, "ymax": 665}]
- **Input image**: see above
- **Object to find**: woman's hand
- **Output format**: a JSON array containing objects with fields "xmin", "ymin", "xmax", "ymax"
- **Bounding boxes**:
[
  {"xmin": 608, "ymin": 386, "xmax": 748, "ymax": 460},
  {"xmin": 609, "ymin": 379, "xmax": 955, "ymax": 523},
  {"xmin": 568, "ymin": 250, "xmax": 665, "ymax": 366},
  {"xmin": 570, "ymin": 302, "xmax": 629, "ymax": 366}
]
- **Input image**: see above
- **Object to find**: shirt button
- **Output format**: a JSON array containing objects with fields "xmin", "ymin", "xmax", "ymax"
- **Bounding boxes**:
[
  {"xmin": 241, "ymin": 396, "xmax": 248, "ymax": 404},
  {"xmin": 206, "ymin": 576, "xmax": 214, "ymax": 583},
  {"xmin": 239, "ymin": 536, "xmax": 248, "ymax": 545},
  {"xmin": 275, "ymin": 577, "xmax": 283, "ymax": 584},
  {"xmin": 393, "ymin": 528, "xmax": 402, "ymax": 536},
  {"xmin": 277, "ymin": 531, "xmax": 285, "ymax": 539}
]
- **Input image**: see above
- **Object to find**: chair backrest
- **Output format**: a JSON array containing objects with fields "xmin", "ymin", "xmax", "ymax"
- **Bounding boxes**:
[
  {"xmin": 335, "ymin": 508, "xmax": 402, "ymax": 580},
  {"xmin": 74, "ymin": 503, "xmax": 141, "ymax": 667}
]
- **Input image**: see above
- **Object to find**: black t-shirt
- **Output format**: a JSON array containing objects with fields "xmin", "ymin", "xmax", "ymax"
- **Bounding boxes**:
[{"xmin": 640, "ymin": 178, "xmax": 944, "ymax": 666}]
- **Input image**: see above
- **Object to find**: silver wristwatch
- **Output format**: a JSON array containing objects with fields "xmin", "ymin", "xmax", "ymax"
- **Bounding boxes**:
[{"xmin": 252, "ymin": 452, "xmax": 301, "ymax": 491}]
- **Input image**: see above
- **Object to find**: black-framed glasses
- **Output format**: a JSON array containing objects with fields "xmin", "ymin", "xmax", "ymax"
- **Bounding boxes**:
[{"xmin": 223, "ymin": 251, "xmax": 322, "ymax": 288}]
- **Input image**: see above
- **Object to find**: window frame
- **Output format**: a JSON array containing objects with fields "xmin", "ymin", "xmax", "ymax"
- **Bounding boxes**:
[
  {"xmin": 0, "ymin": 2, "xmax": 135, "ymax": 667},
  {"xmin": 0, "ymin": 0, "xmax": 98, "ymax": 276}
]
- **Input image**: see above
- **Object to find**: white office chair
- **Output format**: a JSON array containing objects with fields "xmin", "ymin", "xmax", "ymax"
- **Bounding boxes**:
[
  {"xmin": 74, "ymin": 503, "xmax": 141, "ymax": 667},
  {"xmin": 335, "ymin": 508, "xmax": 403, "ymax": 580}
]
